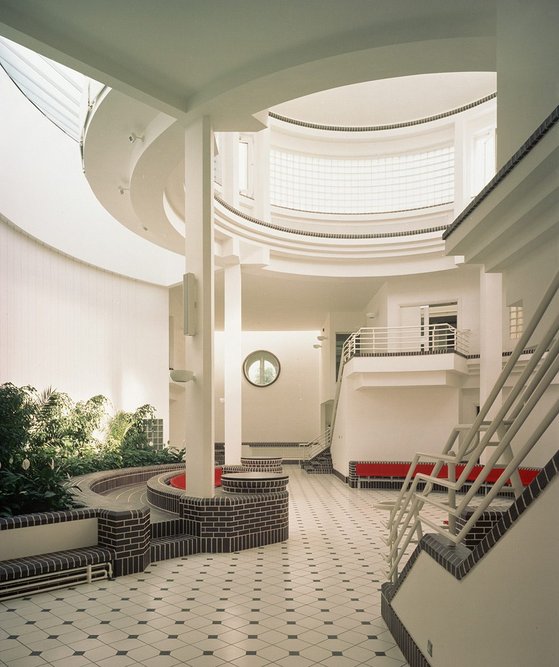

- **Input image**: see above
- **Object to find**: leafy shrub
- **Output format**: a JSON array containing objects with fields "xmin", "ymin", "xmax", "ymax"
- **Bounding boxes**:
[{"xmin": 0, "ymin": 383, "xmax": 184, "ymax": 516}]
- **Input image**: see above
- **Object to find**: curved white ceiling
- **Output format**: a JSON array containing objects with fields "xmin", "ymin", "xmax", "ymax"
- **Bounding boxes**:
[
  {"xmin": 0, "ymin": 1, "xmax": 496, "ymax": 129},
  {"xmin": 271, "ymin": 72, "xmax": 496, "ymax": 127}
]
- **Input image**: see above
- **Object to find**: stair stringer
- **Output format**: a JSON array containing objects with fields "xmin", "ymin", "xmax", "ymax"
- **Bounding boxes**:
[{"xmin": 381, "ymin": 451, "xmax": 559, "ymax": 667}]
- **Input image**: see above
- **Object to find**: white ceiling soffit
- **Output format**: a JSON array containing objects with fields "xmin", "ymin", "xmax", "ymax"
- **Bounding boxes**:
[
  {"xmin": 0, "ymin": 1, "xmax": 497, "ymax": 129},
  {"xmin": 270, "ymin": 72, "xmax": 497, "ymax": 128}
]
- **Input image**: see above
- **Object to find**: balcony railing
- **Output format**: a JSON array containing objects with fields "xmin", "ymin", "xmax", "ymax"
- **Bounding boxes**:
[{"xmin": 342, "ymin": 324, "xmax": 469, "ymax": 364}]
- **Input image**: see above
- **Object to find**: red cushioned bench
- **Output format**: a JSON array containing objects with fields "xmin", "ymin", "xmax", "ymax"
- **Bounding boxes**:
[{"xmin": 353, "ymin": 462, "xmax": 539, "ymax": 490}]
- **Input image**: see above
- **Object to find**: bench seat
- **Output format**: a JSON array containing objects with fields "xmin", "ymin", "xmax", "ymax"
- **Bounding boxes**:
[
  {"xmin": 353, "ymin": 461, "xmax": 539, "ymax": 489},
  {"xmin": 0, "ymin": 546, "xmax": 115, "ymax": 599}
]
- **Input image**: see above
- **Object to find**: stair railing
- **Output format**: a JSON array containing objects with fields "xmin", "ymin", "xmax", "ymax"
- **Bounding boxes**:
[
  {"xmin": 385, "ymin": 271, "xmax": 559, "ymax": 584},
  {"xmin": 300, "ymin": 427, "xmax": 332, "ymax": 464}
]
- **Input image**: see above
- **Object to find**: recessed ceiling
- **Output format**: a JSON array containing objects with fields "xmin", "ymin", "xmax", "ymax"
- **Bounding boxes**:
[
  {"xmin": 271, "ymin": 72, "xmax": 496, "ymax": 127},
  {"xmin": 214, "ymin": 270, "xmax": 384, "ymax": 331}
]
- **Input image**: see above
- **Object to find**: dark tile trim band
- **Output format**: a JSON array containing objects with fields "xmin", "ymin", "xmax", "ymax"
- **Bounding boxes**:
[
  {"xmin": 216, "ymin": 194, "xmax": 448, "ymax": 239},
  {"xmin": 269, "ymin": 93, "xmax": 496, "ymax": 132},
  {"xmin": 386, "ymin": 449, "xmax": 558, "ymax": 599}
]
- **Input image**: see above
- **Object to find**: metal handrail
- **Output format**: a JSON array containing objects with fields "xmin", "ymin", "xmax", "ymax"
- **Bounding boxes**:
[
  {"xmin": 300, "ymin": 427, "xmax": 332, "ymax": 464},
  {"xmin": 385, "ymin": 271, "xmax": 559, "ymax": 584},
  {"xmin": 327, "ymin": 323, "xmax": 469, "ymax": 460},
  {"xmin": 342, "ymin": 324, "xmax": 469, "ymax": 364}
]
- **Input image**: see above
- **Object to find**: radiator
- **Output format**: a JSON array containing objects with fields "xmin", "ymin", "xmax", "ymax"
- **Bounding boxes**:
[{"xmin": 0, "ymin": 562, "xmax": 114, "ymax": 600}]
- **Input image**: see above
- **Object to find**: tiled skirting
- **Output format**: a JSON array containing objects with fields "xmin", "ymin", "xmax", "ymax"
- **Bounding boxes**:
[
  {"xmin": 381, "ymin": 585, "xmax": 430, "ymax": 667},
  {"xmin": 221, "ymin": 473, "xmax": 289, "ymax": 494},
  {"xmin": 241, "ymin": 456, "xmax": 283, "ymax": 473},
  {"xmin": 0, "ymin": 504, "xmax": 154, "ymax": 592},
  {"xmin": 455, "ymin": 507, "xmax": 506, "ymax": 550},
  {"xmin": 381, "ymin": 450, "xmax": 559, "ymax": 665}
]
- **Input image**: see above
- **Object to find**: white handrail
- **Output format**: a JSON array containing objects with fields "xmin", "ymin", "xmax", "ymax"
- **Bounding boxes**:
[
  {"xmin": 386, "ymin": 271, "xmax": 559, "ymax": 584},
  {"xmin": 300, "ymin": 427, "xmax": 332, "ymax": 463},
  {"xmin": 342, "ymin": 323, "xmax": 469, "ymax": 364}
]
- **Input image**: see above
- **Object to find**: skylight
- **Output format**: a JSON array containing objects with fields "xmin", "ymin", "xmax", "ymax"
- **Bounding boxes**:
[{"xmin": 0, "ymin": 36, "xmax": 85, "ymax": 141}]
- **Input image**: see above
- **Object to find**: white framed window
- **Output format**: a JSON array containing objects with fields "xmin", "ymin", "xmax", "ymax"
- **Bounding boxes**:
[
  {"xmin": 471, "ymin": 128, "xmax": 496, "ymax": 197},
  {"xmin": 238, "ymin": 136, "xmax": 253, "ymax": 196},
  {"xmin": 213, "ymin": 133, "xmax": 222, "ymax": 186},
  {"xmin": 509, "ymin": 304, "xmax": 524, "ymax": 340}
]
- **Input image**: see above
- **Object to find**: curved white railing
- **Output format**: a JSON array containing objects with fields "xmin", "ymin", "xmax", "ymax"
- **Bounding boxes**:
[
  {"xmin": 385, "ymin": 271, "xmax": 559, "ymax": 583},
  {"xmin": 342, "ymin": 323, "xmax": 469, "ymax": 364}
]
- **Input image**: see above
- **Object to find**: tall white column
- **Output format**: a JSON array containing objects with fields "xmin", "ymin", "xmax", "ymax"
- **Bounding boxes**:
[
  {"xmin": 253, "ymin": 128, "xmax": 271, "ymax": 221},
  {"xmin": 184, "ymin": 116, "xmax": 215, "ymax": 497},
  {"xmin": 479, "ymin": 268, "xmax": 503, "ymax": 460},
  {"xmin": 220, "ymin": 132, "xmax": 239, "ymax": 207},
  {"xmin": 224, "ymin": 262, "xmax": 243, "ymax": 464}
]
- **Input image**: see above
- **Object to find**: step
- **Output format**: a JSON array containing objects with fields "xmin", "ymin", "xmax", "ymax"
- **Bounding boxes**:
[
  {"xmin": 151, "ymin": 519, "xmax": 188, "ymax": 540},
  {"xmin": 150, "ymin": 534, "xmax": 200, "ymax": 563}
]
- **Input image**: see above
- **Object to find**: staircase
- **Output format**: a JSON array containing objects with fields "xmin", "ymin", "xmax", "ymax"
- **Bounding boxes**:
[
  {"xmin": 301, "ymin": 447, "xmax": 333, "ymax": 474},
  {"xmin": 385, "ymin": 270, "xmax": 559, "ymax": 584},
  {"xmin": 150, "ymin": 519, "xmax": 200, "ymax": 562}
]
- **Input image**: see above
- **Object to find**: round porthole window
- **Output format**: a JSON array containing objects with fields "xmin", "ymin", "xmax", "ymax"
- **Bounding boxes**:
[{"xmin": 243, "ymin": 350, "xmax": 280, "ymax": 387}]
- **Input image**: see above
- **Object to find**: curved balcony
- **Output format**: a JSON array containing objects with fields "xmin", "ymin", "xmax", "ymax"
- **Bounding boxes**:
[{"xmin": 341, "ymin": 324, "xmax": 470, "ymax": 388}]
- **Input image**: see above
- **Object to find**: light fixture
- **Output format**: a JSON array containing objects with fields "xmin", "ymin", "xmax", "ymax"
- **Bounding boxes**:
[
  {"xmin": 366, "ymin": 312, "xmax": 378, "ymax": 319},
  {"xmin": 128, "ymin": 132, "xmax": 144, "ymax": 143},
  {"xmin": 118, "ymin": 185, "xmax": 129, "ymax": 195},
  {"xmin": 170, "ymin": 369, "xmax": 195, "ymax": 382},
  {"xmin": 313, "ymin": 344, "xmax": 322, "ymax": 349},
  {"xmin": 317, "ymin": 335, "xmax": 328, "ymax": 341}
]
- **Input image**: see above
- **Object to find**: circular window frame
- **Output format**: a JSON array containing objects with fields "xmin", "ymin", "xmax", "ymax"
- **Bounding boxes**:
[{"xmin": 243, "ymin": 350, "xmax": 281, "ymax": 387}]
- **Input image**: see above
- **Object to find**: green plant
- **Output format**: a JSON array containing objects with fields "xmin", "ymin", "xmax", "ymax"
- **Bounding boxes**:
[
  {"xmin": 0, "ymin": 383, "xmax": 35, "ymax": 467},
  {"xmin": 0, "ymin": 382, "xmax": 182, "ymax": 516}
]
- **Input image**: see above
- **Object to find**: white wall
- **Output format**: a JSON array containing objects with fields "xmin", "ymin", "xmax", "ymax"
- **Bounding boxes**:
[
  {"xmin": 384, "ymin": 265, "xmax": 481, "ymax": 354},
  {"xmin": 171, "ymin": 329, "xmax": 321, "ymax": 449},
  {"xmin": 496, "ymin": 0, "xmax": 559, "ymax": 166},
  {"xmin": 213, "ymin": 330, "xmax": 320, "ymax": 444},
  {"xmin": 501, "ymin": 239, "xmax": 559, "ymax": 346},
  {"xmin": 0, "ymin": 222, "xmax": 169, "ymax": 435},
  {"xmin": 332, "ymin": 383, "xmax": 459, "ymax": 477},
  {"xmin": 391, "ymin": 475, "xmax": 559, "ymax": 667},
  {"xmin": 0, "ymin": 67, "xmax": 183, "ymax": 286}
]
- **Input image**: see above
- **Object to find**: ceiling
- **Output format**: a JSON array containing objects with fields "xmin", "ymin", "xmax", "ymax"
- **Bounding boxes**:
[
  {"xmin": 0, "ymin": 1, "xmax": 497, "ymax": 129},
  {"xmin": 0, "ymin": 1, "xmax": 499, "ymax": 331},
  {"xmin": 214, "ymin": 270, "xmax": 384, "ymax": 331},
  {"xmin": 271, "ymin": 72, "xmax": 496, "ymax": 127}
]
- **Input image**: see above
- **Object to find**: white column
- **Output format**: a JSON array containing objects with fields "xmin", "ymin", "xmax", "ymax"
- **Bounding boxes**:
[
  {"xmin": 184, "ymin": 116, "xmax": 215, "ymax": 497},
  {"xmin": 452, "ymin": 116, "xmax": 467, "ymax": 217},
  {"xmin": 253, "ymin": 128, "xmax": 271, "ymax": 221},
  {"xmin": 224, "ymin": 262, "xmax": 243, "ymax": 464},
  {"xmin": 220, "ymin": 132, "xmax": 239, "ymax": 207},
  {"xmin": 479, "ymin": 268, "xmax": 503, "ymax": 460}
]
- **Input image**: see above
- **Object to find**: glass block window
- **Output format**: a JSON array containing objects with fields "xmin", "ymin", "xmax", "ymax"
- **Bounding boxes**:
[
  {"xmin": 270, "ymin": 145, "xmax": 454, "ymax": 214},
  {"xmin": 144, "ymin": 419, "xmax": 164, "ymax": 449},
  {"xmin": 509, "ymin": 305, "xmax": 524, "ymax": 340}
]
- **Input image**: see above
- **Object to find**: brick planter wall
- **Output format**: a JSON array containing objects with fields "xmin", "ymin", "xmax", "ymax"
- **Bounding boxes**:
[
  {"xmin": 97, "ymin": 507, "xmax": 151, "ymax": 576},
  {"xmin": 179, "ymin": 491, "xmax": 289, "ymax": 553},
  {"xmin": 240, "ymin": 456, "xmax": 283, "ymax": 473}
]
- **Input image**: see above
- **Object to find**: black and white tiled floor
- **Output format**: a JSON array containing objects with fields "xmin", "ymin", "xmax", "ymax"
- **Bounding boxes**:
[{"xmin": 0, "ymin": 469, "xmax": 412, "ymax": 666}]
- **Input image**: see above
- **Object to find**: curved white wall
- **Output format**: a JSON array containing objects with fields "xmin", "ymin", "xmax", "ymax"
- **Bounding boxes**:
[
  {"xmin": 0, "ymin": 68, "xmax": 183, "ymax": 286},
  {"xmin": 0, "ymin": 222, "xmax": 169, "ymax": 436}
]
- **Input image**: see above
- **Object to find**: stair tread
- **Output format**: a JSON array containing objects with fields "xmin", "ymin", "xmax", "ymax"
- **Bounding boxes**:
[{"xmin": 151, "ymin": 534, "xmax": 197, "ymax": 544}]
